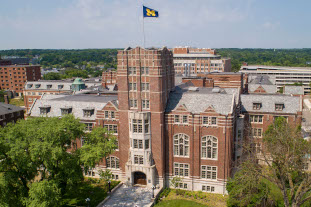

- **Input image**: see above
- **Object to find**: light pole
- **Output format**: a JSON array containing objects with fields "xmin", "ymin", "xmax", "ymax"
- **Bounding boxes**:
[
  {"xmin": 85, "ymin": 198, "xmax": 90, "ymax": 207},
  {"xmin": 151, "ymin": 185, "xmax": 156, "ymax": 198},
  {"xmin": 108, "ymin": 180, "xmax": 111, "ymax": 193}
]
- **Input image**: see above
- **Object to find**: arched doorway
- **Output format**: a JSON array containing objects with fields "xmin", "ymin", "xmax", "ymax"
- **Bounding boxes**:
[{"xmin": 134, "ymin": 171, "xmax": 147, "ymax": 185}]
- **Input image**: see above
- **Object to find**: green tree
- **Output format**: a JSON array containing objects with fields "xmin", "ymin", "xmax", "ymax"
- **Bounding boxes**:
[
  {"xmin": 43, "ymin": 72, "xmax": 62, "ymax": 80},
  {"xmin": 0, "ymin": 115, "xmax": 117, "ymax": 206},
  {"xmin": 228, "ymin": 117, "xmax": 311, "ymax": 207}
]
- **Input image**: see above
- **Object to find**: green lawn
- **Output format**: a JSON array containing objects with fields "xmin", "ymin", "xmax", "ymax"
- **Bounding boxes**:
[
  {"xmin": 155, "ymin": 199, "xmax": 208, "ymax": 207},
  {"xmin": 155, "ymin": 189, "xmax": 227, "ymax": 207},
  {"xmin": 9, "ymin": 98, "xmax": 24, "ymax": 106},
  {"xmin": 61, "ymin": 179, "xmax": 119, "ymax": 207}
]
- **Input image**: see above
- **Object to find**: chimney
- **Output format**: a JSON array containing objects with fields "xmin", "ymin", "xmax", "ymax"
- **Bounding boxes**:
[{"xmin": 4, "ymin": 95, "xmax": 9, "ymax": 104}]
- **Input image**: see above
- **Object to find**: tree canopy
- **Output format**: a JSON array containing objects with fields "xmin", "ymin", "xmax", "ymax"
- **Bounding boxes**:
[
  {"xmin": 227, "ymin": 117, "xmax": 311, "ymax": 207},
  {"xmin": 0, "ymin": 115, "xmax": 117, "ymax": 206}
]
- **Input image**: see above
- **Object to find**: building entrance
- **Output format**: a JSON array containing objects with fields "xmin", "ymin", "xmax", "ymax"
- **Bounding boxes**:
[{"xmin": 134, "ymin": 171, "xmax": 147, "ymax": 185}]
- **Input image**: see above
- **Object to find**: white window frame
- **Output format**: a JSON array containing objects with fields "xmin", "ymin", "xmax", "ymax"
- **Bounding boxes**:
[
  {"xmin": 250, "ymin": 115, "xmax": 263, "ymax": 123},
  {"xmin": 201, "ymin": 165, "xmax": 217, "ymax": 180},
  {"xmin": 201, "ymin": 136, "xmax": 218, "ymax": 160},
  {"xmin": 202, "ymin": 116, "xmax": 217, "ymax": 126},
  {"xmin": 106, "ymin": 156, "xmax": 120, "ymax": 169},
  {"xmin": 174, "ymin": 162, "xmax": 189, "ymax": 177},
  {"xmin": 173, "ymin": 134, "xmax": 190, "ymax": 157}
]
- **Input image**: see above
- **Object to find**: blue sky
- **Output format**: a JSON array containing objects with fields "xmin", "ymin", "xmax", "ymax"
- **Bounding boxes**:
[{"xmin": 1, "ymin": 0, "xmax": 311, "ymax": 49}]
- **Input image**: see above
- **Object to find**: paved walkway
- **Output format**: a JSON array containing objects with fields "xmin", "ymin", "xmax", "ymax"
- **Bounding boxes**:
[{"xmin": 101, "ymin": 185, "xmax": 159, "ymax": 207}]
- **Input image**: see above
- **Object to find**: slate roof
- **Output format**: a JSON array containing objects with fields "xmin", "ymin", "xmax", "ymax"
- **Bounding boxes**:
[
  {"xmin": 29, "ymin": 94, "xmax": 118, "ymax": 120},
  {"xmin": 284, "ymin": 86, "xmax": 304, "ymax": 95},
  {"xmin": 241, "ymin": 94, "xmax": 301, "ymax": 114},
  {"xmin": 166, "ymin": 86, "xmax": 238, "ymax": 115},
  {"xmin": 248, "ymin": 84, "xmax": 277, "ymax": 94},
  {"xmin": 0, "ymin": 103, "xmax": 24, "ymax": 115}
]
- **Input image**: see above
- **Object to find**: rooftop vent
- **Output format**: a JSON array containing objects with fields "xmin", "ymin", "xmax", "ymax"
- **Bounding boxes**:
[
  {"xmin": 212, "ymin": 87, "xmax": 221, "ymax": 93},
  {"xmin": 188, "ymin": 87, "xmax": 199, "ymax": 92}
]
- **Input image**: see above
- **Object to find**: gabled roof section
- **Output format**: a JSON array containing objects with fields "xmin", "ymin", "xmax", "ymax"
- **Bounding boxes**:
[{"xmin": 173, "ymin": 104, "xmax": 188, "ymax": 112}]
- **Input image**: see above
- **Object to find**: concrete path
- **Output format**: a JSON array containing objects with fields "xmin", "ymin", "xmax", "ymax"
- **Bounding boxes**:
[{"xmin": 101, "ymin": 185, "xmax": 159, "ymax": 207}]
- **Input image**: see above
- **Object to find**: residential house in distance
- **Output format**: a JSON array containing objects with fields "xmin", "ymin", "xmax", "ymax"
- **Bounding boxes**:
[{"xmin": 173, "ymin": 47, "xmax": 231, "ymax": 75}]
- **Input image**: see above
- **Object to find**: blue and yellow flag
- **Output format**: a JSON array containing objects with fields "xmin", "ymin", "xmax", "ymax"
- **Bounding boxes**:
[{"xmin": 143, "ymin": 6, "xmax": 159, "ymax": 18}]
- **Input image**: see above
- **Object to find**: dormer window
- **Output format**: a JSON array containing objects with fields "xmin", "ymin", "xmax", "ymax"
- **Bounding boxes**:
[
  {"xmin": 275, "ymin": 103, "xmax": 284, "ymax": 111},
  {"xmin": 202, "ymin": 116, "xmax": 217, "ymax": 126},
  {"xmin": 39, "ymin": 106, "xmax": 51, "ymax": 115},
  {"xmin": 47, "ymin": 84, "xmax": 52, "ymax": 89},
  {"xmin": 253, "ymin": 102, "xmax": 261, "ymax": 110},
  {"xmin": 35, "ymin": 84, "xmax": 41, "ymax": 88},
  {"xmin": 61, "ymin": 107, "xmax": 72, "ymax": 115},
  {"xmin": 83, "ymin": 108, "xmax": 94, "ymax": 117},
  {"xmin": 27, "ymin": 84, "xmax": 33, "ymax": 88},
  {"xmin": 58, "ymin": 85, "xmax": 64, "ymax": 89}
]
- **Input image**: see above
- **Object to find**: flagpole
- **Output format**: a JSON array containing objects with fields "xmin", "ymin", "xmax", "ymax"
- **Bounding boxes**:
[{"xmin": 142, "ymin": 5, "xmax": 146, "ymax": 48}]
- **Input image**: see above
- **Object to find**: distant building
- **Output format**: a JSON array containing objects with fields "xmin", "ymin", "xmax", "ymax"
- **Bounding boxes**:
[
  {"xmin": 240, "ymin": 65, "xmax": 311, "ymax": 95},
  {"xmin": 102, "ymin": 69, "xmax": 117, "ymax": 88},
  {"xmin": 173, "ymin": 47, "xmax": 231, "ymax": 75},
  {"xmin": 0, "ymin": 64, "xmax": 41, "ymax": 96},
  {"xmin": 0, "ymin": 102, "xmax": 24, "ymax": 127},
  {"xmin": 23, "ymin": 78, "xmax": 103, "ymax": 113}
]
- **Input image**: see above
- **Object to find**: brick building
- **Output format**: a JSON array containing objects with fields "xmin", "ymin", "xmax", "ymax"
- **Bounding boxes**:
[
  {"xmin": 0, "ymin": 64, "xmax": 41, "ymax": 96},
  {"xmin": 173, "ymin": 47, "xmax": 231, "ymax": 75},
  {"xmin": 28, "ymin": 46, "xmax": 303, "ymax": 194},
  {"xmin": 102, "ymin": 69, "xmax": 117, "ymax": 88}
]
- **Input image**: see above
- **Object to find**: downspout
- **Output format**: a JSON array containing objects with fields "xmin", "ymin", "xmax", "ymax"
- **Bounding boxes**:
[
  {"xmin": 192, "ymin": 114, "xmax": 195, "ymax": 191},
  {"xmin": 223, "ymin": 115, "xmax": 228, "ymax": 195}
]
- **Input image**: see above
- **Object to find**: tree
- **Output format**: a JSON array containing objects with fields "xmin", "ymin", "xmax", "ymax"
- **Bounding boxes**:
[
  {"xmin": 98, "ymin": 169, "xmax": 113, "ymax": 183},
  {"xmin": 0, "ymin": 115, "xmax": 117, "ymax": 206},
  {"xmin": 170, "ymin": 176, "xmax": 183, "ymax": 189},
  {"xmin": 228, "ymin": 117, "xmax": 311, "ymax": 207},
  {"xmin": 43, "ymin": 72, "xmax": 61, "ymax": 80}
]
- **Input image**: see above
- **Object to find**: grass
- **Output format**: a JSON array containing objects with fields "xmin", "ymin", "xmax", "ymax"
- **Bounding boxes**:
[
  {"xmin": 61, "ymin": 178, "xmax": 120, "ymax": 207},
  {"xmin": 155, "ymin": 199, "xmax": 208, "ymax": 207},
  {"xmin": 155, "ymin": 188, "xmax": 227, "ymax": 207},
  {"xmin": 9, "ymin": 98, "xmax": 24, "ymax": 106}
]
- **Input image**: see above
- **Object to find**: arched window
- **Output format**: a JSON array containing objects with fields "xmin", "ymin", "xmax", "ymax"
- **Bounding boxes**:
[
  {"xmin": 201, "ymin": 136, "xmax": 218, "ymax": 159},
  {"xmin": 106, "ymin": 156, "xmax": 120, "ymax": 169},
  {"xmin": 173, "ymin": 134, "xmax": 189, "ymax": 157}
]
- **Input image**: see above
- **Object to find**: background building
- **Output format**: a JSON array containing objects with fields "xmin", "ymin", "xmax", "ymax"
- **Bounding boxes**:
[
  {"xmin": 0, "ymin": 64, "xmax": 41, "ymax": 96},
  {"xmin": 173, "ymin": 47, "xmax": 231, "ymax": 76},
  {"xmin": 0, "ymin": 102, "xmax": 24, "ymax": 127},
  {"xmin": 240, "ymin": 64, "xmax": 311, "ymax": 95}
]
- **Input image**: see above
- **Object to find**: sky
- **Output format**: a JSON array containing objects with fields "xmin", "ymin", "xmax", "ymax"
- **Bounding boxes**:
[{"xmin": 0, "ymin": 0, "xmax": 311, "ymax": 49}]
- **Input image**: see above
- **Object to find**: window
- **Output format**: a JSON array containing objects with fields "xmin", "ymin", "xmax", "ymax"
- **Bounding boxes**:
[
  {"xmin": 174, "ymin": 134, "xmax": 189, "ymax": 157},
  {"xmin": 202, "ymin": 185, "xmax": 215, "ymax": 192},
  {"xmin": 145, "ymin": 119, "xmax": 149, "ymax": 133},
  {"xmin": 105, "ymin": 111, "xmax": 109, "ymax": 118},
  {"xmin": 201, "ymin": 166, "xmax": 217, "ymax": 180},
  {"xmin": 176, "ymin": 183, "xmax": 188, "ymax": 189},
  {"xmin": 132, "ymin": 119, "xmax": 143, "ymax": 133},
  {"xmin": 28, "ymin": 98, "xmax": 32, "ymax": 102},
  {"xmin": 61, "ymin": 108, "xmax": 72, "ymax": 115},
  {"xmin": 129, "ymin": 99, "xmax": 137, "ymax": 108},
  {"xmin": 104, "ymin": 125, "xmax": 118, "ymax": 134},
  {"xmin": 201, "ymin": 136, "xmax": 218, "ymax": 159},
  {"xmin": 83, "ymin": 109, "xmax": 94, "ymax": 117},
  {"xmin": 134, "ymin": 155, "xmax": 144, "ymax": 165},
  {"xmin": 141, "ymin": 67, "xmax": 149, "ymax": 75},
  {"xmin": 250, "ymin": 115, "xmax": 263, "ymax": 123},
  {"xmin": 133, "ymin": 139, "xmax": 143, "ymax": 149},
  {"xmin": 84, "ymin": 123, "xmax": 93, "ymax": 131},
  {"xmin": 182, "ymin": 115, "xmax": 188, "ymax": 123},
  {"xmin": 237, "ymin": 130, "xmax": 242, "ymax": 140},
  {"xmin": 58, "ymin": 85, "xmax": 64, "ymax": 89},
  {"xmin": 145, "ymin": 139, "xmax": 149, "ymax": 149},
  {"xmin": 111, "ymin": 111, "xmax": 115, "ymax": 118},
  {"xmin": 174, "ymin": 115, "xmax": 180, "ymax": 123},
  {"xmin": 106, "ymin": 157, "xmax": 120, "ymax": 169},
  {"xmin": 202, "ymin": 116, "xmax": 217, "ymax": 126},
  {"xmin": 47, "ymin": 84, "xmax": 52, "ymax": 89},
  {"xmin": 174, "ymin": 163, "xmax": 189, "ymax": 177},
  {"xmin": 250, "ymin": 128, "xmax": 263, "ymax": 138},
  {"xmin": 40, "ymin": 107, "xmax": 50, "ymax": 115},
  {"xmin": 129, "ymin": 83, "xmax": 137, "ymax": 91},
  {"xmin": 141, "ymin": 83, "xmax": 150, "ymax": 91},
  {"xmin": 275, "ymin": 104, "xmax": 284, "ymax": 111},
  {"xmin": 142, "ymin": 100, "xmax": 150, "ymax": 109},
  {"xmin": 253, "ymin": 103, "xmax": 261, "ymax": 110},
  {"xmin": 128, "ymin": 67, "xmax": 136, "ymax": 75}
]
